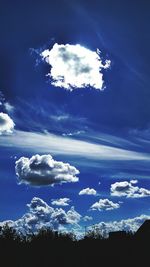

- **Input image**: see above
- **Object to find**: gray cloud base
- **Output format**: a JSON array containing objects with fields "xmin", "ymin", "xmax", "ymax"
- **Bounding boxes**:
[{"xmin": 15, "ymin": 154, "xmax": 79, "ymax": 186}]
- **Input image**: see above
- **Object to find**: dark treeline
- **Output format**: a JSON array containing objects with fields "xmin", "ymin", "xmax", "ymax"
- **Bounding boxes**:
[{"xmin": 0, "ymin": 223, "xmax": 149, "ymax": 267}]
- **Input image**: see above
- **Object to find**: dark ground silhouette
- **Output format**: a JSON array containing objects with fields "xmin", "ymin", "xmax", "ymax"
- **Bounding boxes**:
[{"xmin": 0, "ymin": 220, "xmax": 150, "ymax": 267}]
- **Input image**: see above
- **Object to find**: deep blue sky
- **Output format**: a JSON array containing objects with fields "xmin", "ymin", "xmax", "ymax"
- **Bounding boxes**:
[{"xmin": 0, "ymin": 0, "xmax": 150, "ymax": 233}]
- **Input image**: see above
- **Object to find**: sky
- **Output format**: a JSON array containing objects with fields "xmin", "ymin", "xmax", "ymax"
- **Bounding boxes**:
[{"xmin": 0, "ymin": 0, "xmax": 150, "ymax": 236}]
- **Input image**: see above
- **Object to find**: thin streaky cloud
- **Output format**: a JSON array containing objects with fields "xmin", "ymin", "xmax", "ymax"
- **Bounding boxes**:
[{"xmin": 0, "ymin": 130, "xmax": 150, "ymax": 161}]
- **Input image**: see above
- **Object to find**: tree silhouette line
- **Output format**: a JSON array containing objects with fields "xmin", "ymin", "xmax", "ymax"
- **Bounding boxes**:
[{"xmin": 0, "ymin": 221, "xmax": 149, "ymax": 267}]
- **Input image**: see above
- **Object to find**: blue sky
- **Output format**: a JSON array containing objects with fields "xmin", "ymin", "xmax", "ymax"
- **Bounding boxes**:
[{"xmin": 0, "ymin": 0, "xmax": 150, "ymax": 235}]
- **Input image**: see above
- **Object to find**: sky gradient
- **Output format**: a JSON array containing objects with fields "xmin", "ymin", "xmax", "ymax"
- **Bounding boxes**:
[{"xmin": 0, "ymin": 0, "xmax": 150, "ymax": 236}]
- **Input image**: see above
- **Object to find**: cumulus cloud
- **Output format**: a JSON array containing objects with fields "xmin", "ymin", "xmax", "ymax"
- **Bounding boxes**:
[
  {"xmin": 90, "ymin": 199, "xmax": 120, "ymax": 211},
  {"xmin": 0, "ymin": 112, "xmax": 15, "ymax": 135},
  {"xmin": 15, "ymin": 154, "xmax": 79, "ymax": 186},
  {"xmin": 1, "ymin": 209, "xmax": 150, "ymax": 239},
  {"xmin": 91, "ymin": 214, "xmax": 150, "ymax": 238},
  {"xmin": 0, "ymin": 220, "xmax": 14, "ymax": 228},
  {"xmin": 111, "ymin": 180, "xmax": 150, "ymax": 198},
  {"xmin": 79, "ymin": 187, "xmax": 97, "ymax": 196},
  {"xmin": 51, "ymin": 198, "xmax": 71, "ymax": 206},
  {"xmin": 41, "ymin": 43, "xmax": 111, "ymax": 90},
  {"xmin": 0, "ymin": 197, "xmax": 81, "ymax": 234}
]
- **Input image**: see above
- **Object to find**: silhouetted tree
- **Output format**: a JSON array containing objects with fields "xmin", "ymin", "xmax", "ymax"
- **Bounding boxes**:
[{"xmin": 0, "ymin": 221, "xmax": 149, "ymax": 267}]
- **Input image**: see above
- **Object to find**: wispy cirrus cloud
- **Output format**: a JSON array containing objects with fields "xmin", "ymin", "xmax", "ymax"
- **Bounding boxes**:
[
  {"xmin": 1, "ymin": 130, "xmax": 149, "ymax": 162},
  {"xmin": 41, "ymin": 43, "xmax": 111, "ymax": 90}
]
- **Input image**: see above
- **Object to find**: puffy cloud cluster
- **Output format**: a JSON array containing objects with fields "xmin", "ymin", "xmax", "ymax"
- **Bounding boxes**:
[
  {"xmin": 111, "ymin": 180, "xmax": 150, "ymax": 198},
  {"xmin": 79, "ymin": 187, "xmax": 97, "ymax": 196},
  {"xmin": 41, "ymin": 43, "xmax": 111, "ymax": 90},
  {"xmin": 51, "ymin": 198, "xmax": 71, "ymax": 206},
  {"xmin": 0, "ymin": 197, "xmax": 81, "ymax": 234},
  {"xmin": 1, "ymin": 211, "xmax": 150, "ymax": 239},
  {"xmin": 90, "ymin": 198, "xmax": 120, "ymax": 211},
  {"xmin": 0, "ymin": 198, "xmax": 150, "ymax": 239},
  {"xmin": 91, "ymin": 214, "xmax": 150, "ymax": 238},
  {"xmin": 15, "ymin": 154, "xmax": 79, "ymax": 186},
  {"xmin": 0, "ymin": 112, "xmax": 14, "ymax": 135}
]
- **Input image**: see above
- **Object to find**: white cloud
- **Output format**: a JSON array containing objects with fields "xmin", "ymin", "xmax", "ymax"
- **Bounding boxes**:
[
  {"xmin": 4, "ymin": 102, "xmax": 14, "ymax": 113},
  {"xmin": 51, "ymin": 198, "xmax": 71, "ymax": 206},
  {"xmin": 41, "ymin": 43, "xmax": 111, "ymax": 90},
  {"xmin": 64, "ymin": 206, "xmax": 81, "ymax": 225},
  {"xmin": 82, "ymin": 216, "xmax": 93, "ymax": 222},
  {"xmin": 0, "ymin": 91, "xmax": 5, "ymax": 105},
  {"xmin": 91, "ymin": 214, "xmax": 150, "ymax": 238},
  {"xmin": 50, "ymin": 114, "xmax": 69, "ymax": 121},
  {"xmin": 0, "ymin": 112, "xmax": 15, "ymax": 135},
  {"xmin": 130, "ymin": 179, "xmax": 138, "ymax": 184},
  {"xmin": 15, "ymin": 154, "xmax": 79, "ymax": 186},
  {"xmin": 0, "ymin": 220, "xmax": 14, "ymax": 228},
  {"xmin": 0, "ymin": 197, "xmax": 81, "ymax": 235},
  {"xmin": 1, "ymin": 209, "xmax": 149, "ymax": 239},
  {"xmin": 0, "ymin": 130, "xmax": 149, "ymax": 163},
  {"xmin": 111, "ymin": 180, "xmax": 150, "ymax": 198},
  {"xmin": 90, "ymin": 198, "xmax": 120, "ymax": 211},
  {"xmin": 79, "ymin": 187, "xmax": 97, "ymax": 196},
  {"xmin": 62, "ymin": 130, "xmax": 85, "ymax": 137}
]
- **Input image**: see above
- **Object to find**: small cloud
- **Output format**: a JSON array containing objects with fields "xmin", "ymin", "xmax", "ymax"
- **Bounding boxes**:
[
  {"xmin": 15, "ymin": 154, "xmax": 79, "ymax": 186},
  {"xmin": 50, "ymin": 114, "xmax": 69, "ymax": 121},
  {"xmin": 79, "ymin": 187, "xmax": 97, "ymax": 196},
  {"xmin": 41, "ymin": 43, "xmax": 111, "ymax": 91},
  {"xmin": 0, "ymin": 92, "xmax": 14, "ymax": 113},
  {"xmin": 110, "ymin": 180, "xmax": 150, "ymax": 198},
  {"xmin": 90, "ymin": 198, "xmax": 120, "ymax": 211},
  {"xmin": 0, "ymin": 112, "xmax": 15, "ymax": 135},
  {"xmin": 82, "ymin": 216, "xmax": 93, "ymax": 222},
  {"xmin": 62, "ymin": 132, "xmax": 74, "ymax": 137},
  {"xmin": 0, "ymin": 91, "xmax": 5, "ymax": 105},
  {"xmin": 51, "ymin": 198, "xmax": 71, "ymax": 206},
  {"xmin": 10, "ymin": 155, "xmax": 17, "ymax": 160},
  {"xmin": 4, "ymin": 102, "xmax": 14, "ymax": 113},
  {"xmin": 62, "ymin": 130, "xmax": 85, "ymax": 137},
  {"xmin": 130, "ymin": 179, "xmax": 138, "ymax": 184}
]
